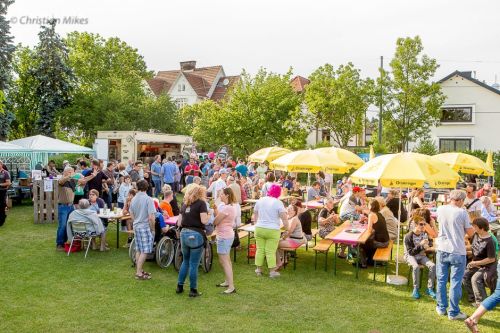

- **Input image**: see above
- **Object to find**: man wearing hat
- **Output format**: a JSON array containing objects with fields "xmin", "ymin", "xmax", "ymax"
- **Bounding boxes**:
[{"xmin": 339, "ymin": 186, "xmax": 365, "ymax": 222}]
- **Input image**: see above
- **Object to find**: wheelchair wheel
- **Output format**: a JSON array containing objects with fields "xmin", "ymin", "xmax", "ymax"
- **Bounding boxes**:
[
  {"xmin": 156, "ymin": 236, "xmax": 175, "ymax": 269},
  {"xmin": 202, "ymin": 242, "xmax": 213, "ymax": 273},
  {"xmin": 129, "ymin": 238, "xmax": 136, "ymax": 266},
  {"xmin": 173, "ymin": 241, "xmax": 183, "ymax": 272}
]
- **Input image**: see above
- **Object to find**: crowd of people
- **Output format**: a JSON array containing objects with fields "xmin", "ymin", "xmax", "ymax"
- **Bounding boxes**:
[{"xmin": 6, "ymin": 153, "xmax": 500, "ymax": 331}]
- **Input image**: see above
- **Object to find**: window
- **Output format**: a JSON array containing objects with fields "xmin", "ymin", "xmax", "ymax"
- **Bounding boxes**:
[
  {"xmin": 175, "ymin": 98, "xmax": 188, "ymax": 109},
  {"xmin": 321, "ymin": 129, "xmax": 330, "ymax": 143},
  {"xmin": 440, "ymin": 106, "xmax": 473, "ymax": 123},
  {"xmin": 177, "ymin": 84, "xmax": 185, "ymax": 92},
  {"xmin": 439, "ymin": 138, "xmax": 471, "ymax": 152}
]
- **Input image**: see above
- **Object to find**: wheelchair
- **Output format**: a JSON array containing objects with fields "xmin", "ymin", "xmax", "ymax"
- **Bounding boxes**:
[{"xmin": 128, "ymin": 218, "xmax": 213, "ymax": 273}]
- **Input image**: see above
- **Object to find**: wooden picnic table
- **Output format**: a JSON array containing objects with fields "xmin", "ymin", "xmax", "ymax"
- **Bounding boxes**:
[
  {"xmin": 325, "ymin": 221, "xmax": 371, "ymax": 279},
  {"xmin": 304, "ymin": 200, "xmax": 324, "ymax": 210}
]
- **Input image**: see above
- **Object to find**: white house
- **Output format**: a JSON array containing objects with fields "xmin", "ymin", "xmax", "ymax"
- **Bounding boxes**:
[
  {"xmin": 146, "ymin": 61, "xmax": 239, "ymax": 108},
  {"xmin": 431, "ymin": 71, "xmax": 500, "ymax": 152}
]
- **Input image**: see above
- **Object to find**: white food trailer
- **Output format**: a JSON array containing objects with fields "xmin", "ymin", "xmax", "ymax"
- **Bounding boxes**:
[{"xmin": 94, "ymin": 131, "xmax": 193, "ymax": 163}]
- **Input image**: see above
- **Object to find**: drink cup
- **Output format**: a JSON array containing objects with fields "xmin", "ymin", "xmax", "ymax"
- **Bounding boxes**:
[{"xmin": 99, "ymin": 208, "xmax": 104, "ymax": 215}]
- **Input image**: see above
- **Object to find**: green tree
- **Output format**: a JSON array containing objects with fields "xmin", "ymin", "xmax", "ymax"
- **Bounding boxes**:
[
  {"xmin": 412, "ymin": 137, "xmax": 438, "ymax": 155},
  {"xmin": 378, "ymin": 36, "xmax": 445, "ymax": 151},
  {"xmin": 191, "ymin": 68, "xmax": 306, "ymax": 156},
  {"xmin": 8, "ymin": 46, "xmax": 39, "ymax": 138},
  {"xmin": 0, "ymin": 0, "xmax": 16, "ymax": 140},
  {"xmin": 305, "ymin": 63, "xmax": 374, "ymax": 147},
  {"xmin": 32, "ymin": 19, "xmax": 74, "ymax": 137},
  {"xmin": 59, "ymin": 32, "xmax": 175, "ymax": 144}
]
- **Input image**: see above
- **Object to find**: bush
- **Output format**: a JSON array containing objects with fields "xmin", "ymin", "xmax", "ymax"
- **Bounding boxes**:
[{"xmin": 413, "ymin": 137, "xmax": 438, "ymax": 155}]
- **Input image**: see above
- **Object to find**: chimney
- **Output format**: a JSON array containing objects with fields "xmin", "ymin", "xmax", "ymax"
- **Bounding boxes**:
[
  {"xmin": 460, "ymin": 71, "xmax": 472, "ymax": 79},
  {"xmin": 180, "ymin": 61, "xmax": 196, "ymax": 71}
]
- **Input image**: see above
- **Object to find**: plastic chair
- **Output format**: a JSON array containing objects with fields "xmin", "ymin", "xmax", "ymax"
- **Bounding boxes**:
[{"xmin": 67, "ymin": 221, "xmax": 98, "ymax": 259}]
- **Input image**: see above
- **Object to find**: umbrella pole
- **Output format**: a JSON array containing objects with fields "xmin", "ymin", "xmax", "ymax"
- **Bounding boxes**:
[{"xmin": 387, "ymin": 187, "xmax": 408, "ymax": 285}]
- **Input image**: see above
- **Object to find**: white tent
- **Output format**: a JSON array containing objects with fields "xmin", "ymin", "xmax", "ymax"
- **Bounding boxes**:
[
  {"xmin": 9, "ymin": 135, "xmax": 94, "ymax": 153},
  {"xmin": 0, "ymin": 141, "xmax": 32, "ymax": 152}
]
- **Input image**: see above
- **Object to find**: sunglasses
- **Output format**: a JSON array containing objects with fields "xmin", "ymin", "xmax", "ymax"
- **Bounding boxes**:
[{"xmin": 418, "ymin": 223, "xmax": 426, "ymax": 227}]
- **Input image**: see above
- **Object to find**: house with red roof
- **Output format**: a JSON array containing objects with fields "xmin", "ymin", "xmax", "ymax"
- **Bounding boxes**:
[{"xmin": 146, "ymin": 61, "xmax": 239, "ymax": 108}]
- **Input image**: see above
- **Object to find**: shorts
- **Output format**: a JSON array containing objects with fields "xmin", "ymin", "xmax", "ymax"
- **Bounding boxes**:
[
  {"xmin": 134, "ymin": 228, "xmax": 153, "ymax": 254},
  {"xmin": 216, "ymin": 237, "xmax": 234, "ymax": 254}
]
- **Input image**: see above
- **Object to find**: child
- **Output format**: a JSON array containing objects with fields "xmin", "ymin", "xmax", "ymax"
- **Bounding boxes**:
[
  {"xmin": 404, "ymin": 216, "xmax": 436, "ymax": 300},
  {"xmin": 121, "ymin": 188, "xmax": 137, "ymax": 248},
  {"xmin": 117, "ymin": 175, "xmax": 132, "ymax": 209}
]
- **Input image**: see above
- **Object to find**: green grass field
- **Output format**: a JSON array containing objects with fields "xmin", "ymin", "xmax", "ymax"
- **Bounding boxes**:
[{"xmin": 1, "ymin": 204, "xmax": 499, "ymax": 333}]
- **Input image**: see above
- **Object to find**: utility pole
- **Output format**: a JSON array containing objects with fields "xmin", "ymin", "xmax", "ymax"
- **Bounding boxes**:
[{"xmin": 378, "ymin": 56, "xmax": 383, "ymax": 145}]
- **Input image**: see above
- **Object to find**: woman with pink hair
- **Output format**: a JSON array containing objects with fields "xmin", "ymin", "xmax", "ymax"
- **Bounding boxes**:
[{"xmin": 252, "ymin": 184, "xmax": 289, "ymax": 278}]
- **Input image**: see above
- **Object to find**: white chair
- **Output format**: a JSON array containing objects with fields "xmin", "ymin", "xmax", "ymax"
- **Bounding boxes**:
[{"xmin": 67, "ymin": 221, "xmax": 98, "ymax": 259}]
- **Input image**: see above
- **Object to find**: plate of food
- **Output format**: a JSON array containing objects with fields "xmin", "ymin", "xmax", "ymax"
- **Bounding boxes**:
[{"xmin": 345, "ymin": 228, "xmax": 361, "ymax": 234}]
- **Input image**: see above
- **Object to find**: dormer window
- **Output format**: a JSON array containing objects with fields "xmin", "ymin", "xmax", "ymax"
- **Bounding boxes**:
[{"xmin": 178, "ymin": 84, "xmax": 185, "ymax": 92}]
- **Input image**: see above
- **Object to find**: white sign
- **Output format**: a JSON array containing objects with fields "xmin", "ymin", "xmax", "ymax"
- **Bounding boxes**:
[
  {"xmin": 32, "ymin": 170, "xmax": 42, "ymax": 180},
  {"xmin": 43, "ymin": 179, "xmax": 53, "ymax": 192}
]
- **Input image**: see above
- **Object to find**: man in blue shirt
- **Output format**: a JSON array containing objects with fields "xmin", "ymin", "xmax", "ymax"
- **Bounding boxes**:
[
  {"xmin": 150, "ymin": 155, "xmax": 162, "ymax": 197},
  {"xmin": 161, "ymin": 157, "xmax": 176, "ymax": 191}
]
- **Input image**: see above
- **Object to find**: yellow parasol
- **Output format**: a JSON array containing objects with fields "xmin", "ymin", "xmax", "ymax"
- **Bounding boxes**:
[
  {"xmin": 486, "ymin": 151, "xmax": 494, "ymax": 175},
  {"xmin": 270, "ymin": 149, "xmax": 350, "ymax": 174},
  {"xmin": 351, "ymin": 152, "xmax": 460, "ymax": 188},
  {"xmin": 350, "ymin": 152, "xmax": 460, "ymax": 285},
  {"xmin": 369, "ymin": 145, "xmax": 375, "ymax": 160},
  {"xmin": 248, "ymin": 147, "xmax": 291, "ymax": 163},
  {"xmin": 314, "ymin": 147, "xmax": 365, "ymax": 170},
  {"xmin": 432, "ymin": 152, "xmax": 494, "ymax": 176}
]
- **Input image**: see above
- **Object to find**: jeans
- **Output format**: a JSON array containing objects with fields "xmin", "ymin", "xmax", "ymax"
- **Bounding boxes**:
[
  {"xmin": 177, "ymin": 229, "xmax": 204, "ymax": 290},
  {"xmin": 482, "ymin": 262, "xmax": 500, "ymax": 311},
  {"xmin": 463, "ymin": 267, "xmax": 488, "ymax": 304},
  {"xmin": 406, "ymin": 254, "xmax": 436, "ymax": 289},
  {"xmin": 152, "ymin": 179, "xmax": 161, "ymax": 197},
  {"xmin": 436, "ymin": 251, "xmax": 466, "ymax": 317},
  {"xmin": 57, "ymin": 204, "xmax": 74, "ymax": 246},
  {"xmin": 254, "ymin": 227, "xmax": 281, "ymax": 268}
]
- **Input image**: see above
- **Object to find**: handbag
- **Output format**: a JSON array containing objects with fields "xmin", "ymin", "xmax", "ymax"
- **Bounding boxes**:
[{"xmin": 231, "ymin": 228, "xmax": 240, "ymax": 248}]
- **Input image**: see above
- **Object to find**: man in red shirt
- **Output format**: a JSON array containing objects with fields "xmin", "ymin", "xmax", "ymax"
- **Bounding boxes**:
[
  {"xmin": 184, "ymin": 158, "xmax": 200, "ymax": 177},
  {"xmin": 476, "ymin": 183, "xmax": 491, "ymax": 198}
]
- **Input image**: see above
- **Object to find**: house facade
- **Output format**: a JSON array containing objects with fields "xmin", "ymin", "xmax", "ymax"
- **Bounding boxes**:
[
  {"xmin": 431, "ymin": 71, "xmax": 500, "ymax": 152},
  {"xmin": 146, "ymin": 61, "xmax": 239, "ymax": 107}
]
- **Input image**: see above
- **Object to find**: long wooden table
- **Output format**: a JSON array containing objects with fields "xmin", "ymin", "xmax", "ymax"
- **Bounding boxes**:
[{"xmin": 325, "ymin": 221, "xmax": 371, "ymax": 279}]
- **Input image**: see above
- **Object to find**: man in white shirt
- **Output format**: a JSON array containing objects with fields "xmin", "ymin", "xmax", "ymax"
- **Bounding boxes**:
[
  {"xmin": 435, "ymin": 190, "xmax": 475, "ymax": 320},
  {"xmin": 208, "ymin": 169, "xmax": 227, "ymax": 205},
  {"xmin": 464, "ymin": 183, "xmax": 482, "ymax": 212}
]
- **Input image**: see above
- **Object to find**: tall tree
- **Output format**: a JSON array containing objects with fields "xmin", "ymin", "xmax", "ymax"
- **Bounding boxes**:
[
  {"xmin": 0, "ymin": 0, "xmax": 16, "ymax": 140},
  {"xmin": 8, "ymin": 46, "xmax": 39, "ymax": 138},
  {"xmin": 59, "ymin": 32, "xmax": 175, "ymax": 144},
  {"xmin": 191, "ymin": 68, "xmax": 307, "ymax": 156},
  {"xmin": 377, "ymin": 36, "xmax": 445, "ymax": 151},
  {"xmin": 32, "ymin": 19, "xmax": 74, "ymax": 137},
  {"xmin": 305, "ymin": 63, "xmax": 374, "ymax": 147}
]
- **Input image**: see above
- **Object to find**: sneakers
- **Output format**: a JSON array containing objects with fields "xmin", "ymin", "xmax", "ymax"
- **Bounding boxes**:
[
  {"xmin": 425, "ymin": 288, "xmax": 436, "ymax": 299},
  {"xmin": 255, "ymin": 268, "xmax": 262, "ymax": 277},
  {"xmin": 449, "ymin": 312, "xmax": 468, "ymax": 321},
  {"xmin": 269, "ymin": 271, "xmax": 280, "ymax": 278},
  {"xmin": 436, "ymin": 307, "xmax": 447, "ymax": 316},
  {"xmin": 175, "ymin": 284, "xmax": 184, "ymax": 294},
  {"xmin": 412, "ymin": 288, "xmax": 421, "ymax": 299},
  {"xmin": 56, "ymin": 245, "xmax": 65, "ymax": 252}
]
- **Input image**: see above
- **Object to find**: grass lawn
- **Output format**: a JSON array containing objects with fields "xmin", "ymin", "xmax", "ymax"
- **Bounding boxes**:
[{"xmin": 1, "ymin": 204, "xmax": 499, "ymax": 333}]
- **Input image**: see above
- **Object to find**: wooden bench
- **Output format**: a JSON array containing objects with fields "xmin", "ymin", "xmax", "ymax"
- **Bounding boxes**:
[
  {"xmin": 281, "ymin": 242, "xmax": 303, "ymax": 270},
  {"xmin": 312, "ymin": 239, "xmax": 334, "ymax": 271},
  {"xmin": 373, "ymin": 240, "xmax": 394, "ymax": 282},
  {"xmin": 232, "ymin": 230, "xmax": 249, "ymax": 262}
]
